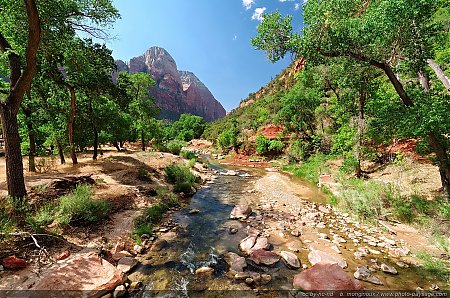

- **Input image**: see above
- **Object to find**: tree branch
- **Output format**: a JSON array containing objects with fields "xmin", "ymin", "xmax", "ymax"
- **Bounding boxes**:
[{"xmin": 427, "ymin": 59, "xmax": 450, "ymax": 92}]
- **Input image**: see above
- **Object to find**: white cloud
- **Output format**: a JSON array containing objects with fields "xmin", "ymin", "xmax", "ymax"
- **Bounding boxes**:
[
  {"xmin": 295, "ymin": 3, "xmax": 300, "ymax": 10},
  {"xmin": 252, "ymin": 7, "xmax": 266, "ymax": 21},
  {"xmin": 233, "ymin": 35, "xmax": 238, "ymax": 41},
  {"xmin": 242, "ymin": 0, "xmax": 255, "ymax": 10}
]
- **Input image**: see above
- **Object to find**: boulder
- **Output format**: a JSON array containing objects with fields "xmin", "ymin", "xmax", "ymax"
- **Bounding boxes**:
[
  {"xmin": 308, "ymin": 249, "xmax": 347, "ymax": 269},
  {"xmin": 280, "ymin": 251, "xmax": 301, "ymax": 269},
  {"xmin": 354, "ymin": 265, "xmax": 383, "ymax": 285},
  {"xmin": 224, "ymin": 252, "xmax": 246, "ymax": 273},
  {"xmin": 2, "ymin": 255, "xmax": 28, "ymax": 269},
  {"xmin": 113, "ymin": 285, "xmax": 126, "ymax": 298},
  {"xmin": 195, "ymin": 266, "xmax": 214, "ymax": 277},
  {"xmin": 380, "ymin": 263, "xmax": 398, "ymax": 275},
  {"xmin": 248, "ymin": 249, "xmax": 280, "ymax": 266},
  {"xmin": 32, "ymin": 252, "xmax": 124, "ymax": 294},
  {"xmin": 293, "ymin": 262, "xmax": 364, "ymax": 291},
  {"xmin": 239, "ymin": 236, "xmax": 257, "ymax": 254},
  {"xmin": 117, "ymin": 257, "xmax": 138, "ymax": 274},
  {"xmin": 151, "ymin": 239, "xmax": 168, "ymax": 252},
  {"xmin": 230, "ymin": 205, "xmax": 252, "ymax": 219},
  {"xmin": 251, "ymin": 237, "xmax": 269, "ymax": 252}
]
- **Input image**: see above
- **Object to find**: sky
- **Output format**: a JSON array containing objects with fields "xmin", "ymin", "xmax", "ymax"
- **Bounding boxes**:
[{"xmin": 106, "ymin": 0, "xmax": 305, "ymax": 112}]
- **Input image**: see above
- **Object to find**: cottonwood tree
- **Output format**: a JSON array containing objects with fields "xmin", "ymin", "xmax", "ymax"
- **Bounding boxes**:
[{"xmin": 252, "ymin": 0, "xmax": 450, "ymax": 196}]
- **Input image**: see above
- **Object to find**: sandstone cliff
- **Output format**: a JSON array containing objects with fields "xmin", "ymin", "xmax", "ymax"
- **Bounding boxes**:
[{"xmin": 115, "ymin": 47, "xmax": 226, "ymax": 121}]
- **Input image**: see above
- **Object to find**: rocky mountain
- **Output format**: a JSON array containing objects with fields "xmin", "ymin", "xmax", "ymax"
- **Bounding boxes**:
[{"xmin": 115, "ymin": 47, "xmax": 226, "ymax": 121}]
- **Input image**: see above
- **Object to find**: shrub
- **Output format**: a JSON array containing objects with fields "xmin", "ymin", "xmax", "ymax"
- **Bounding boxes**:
[
  {"xmin": 138, "ymin": 167, "xmax": 151, "ymax": 181},
  {"xmin": 0, "ymin": 210, "xmax": 15, "ymax": 236},
  {"xmin": 292, "ymin": 154, "xmax": 328, "ymax": 185},
  {"xmin": 166, "ymin": 140, "xmax": 187, "ymax": 155},
  {"xmin": 156, "ymin": 187, "xmax": 180, "ymax": 208},
  {"xmin": 218, "ymin": 129, "xmax": 237, "ymax": 150},
  {"xmin": 174, "ymin": 182, "xmax": 194, "ymax": 194},
  {"xmin": 181, "ymin": 150, "xmax": 196, "ymax": 160},
  {"xmin": 255, "ymin": 136, "xmax": 271, "ymax": 156},
  {"xmin": 55, "ymin": 184, "xmax": 111, "ymax": 225},
  {"xmin": 269, "ymin": 139, "xmax": 285, "ymax": 153},
  {"xmin": 165, "ymin": 164, "xmax": 196, "ymax": 184},
  {"xmin": 132, "ymin": 223, "xmax": 153, "ymax": 243}
]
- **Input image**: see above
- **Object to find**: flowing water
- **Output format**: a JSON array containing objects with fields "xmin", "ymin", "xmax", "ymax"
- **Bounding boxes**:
[{"xmin": 130, "ymin": 163, "xmax": 448, "ymax": 297}]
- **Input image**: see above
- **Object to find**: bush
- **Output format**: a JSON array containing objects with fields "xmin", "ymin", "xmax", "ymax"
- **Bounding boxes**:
[
  {"xmin": 166, "ymin": 140, "xmax": 187, "ymax": 155},
  {"xmin": 156, "ymin": 187, "xmax": 180, "ymax": 208},
  {"xmin": 181, "ymin": 150, "xmax": 196, "ymax": 160},
  {"xmin": 138, "ymin": 167, "xmax": 151, "ymax": 181},
  {"xmin": 174, "ymin": 182, "xmax": 194, "ymax": 194},
  {"xmin": 292, "ymin": 154, "xmax": 329, "ymax": 185},
  {"xmin": 287, "ymin": 139, "xmax": 308, "ymax": 162},
  {"xmin": 0, "ymin": 210, "xmax": 15, "ymax": 236},
  {"xmin": 255, "ymin": 136, "xmax": 271, "ymax": 156},
  {"xmin": 165, "ymin": 164, "xmax": 196, "ymax": 184},
  {"xmin": 55, "ymin": 184, "xmax": 111, "ymax": 225},
  {"xmin": 269, "ymin": 139, "xmax": 285, "ymax": 153},
  {"xmin": 218, "ymin": 129, "xmax": 237, "ymax": 150}
]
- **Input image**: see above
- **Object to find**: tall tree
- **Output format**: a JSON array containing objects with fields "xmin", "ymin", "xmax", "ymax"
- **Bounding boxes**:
[{"xmin": 0, "ymin": 0, "xmax": 41, "ymax": 198}]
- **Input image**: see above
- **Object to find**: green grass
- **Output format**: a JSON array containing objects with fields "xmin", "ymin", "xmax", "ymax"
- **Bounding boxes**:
[
  {"xmin": 32, "ymin": 184, "xmax": 111, "ymax": 226},
  {"xmin": 180, "ymin": 150, "xmax": 196, "ymax": 160},
  {"xmin": 0, "ymin": 209, "xmax": 16, "ymax": 237},
  {"xmin": 415, "ymin": 251, "xmax": 450, "ymax": 282},
  {"xmin": 166, "ymin": 140, "xmax": 187, "ymax": 155},
  {"xmin": 164, "ymin": 164, "xmax": 200, "ymax": 194},
  {"xmin": 138, "ymin": 167, "xmax": 151, "ymax": 181},
  {"xmin": 290, "ymin": 154, "xmax": 329, "ymax": 185}
]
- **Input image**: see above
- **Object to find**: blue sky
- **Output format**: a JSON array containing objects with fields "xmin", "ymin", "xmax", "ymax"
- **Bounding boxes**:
[{"xmin": 107, "ymin": 0, "xmax": 305, "ymax": 112}]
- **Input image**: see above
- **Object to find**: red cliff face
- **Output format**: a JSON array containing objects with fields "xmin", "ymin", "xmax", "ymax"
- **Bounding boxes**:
[{"xmin": 115, "ymin": 47, "xmax": 226, "ymax": 121}]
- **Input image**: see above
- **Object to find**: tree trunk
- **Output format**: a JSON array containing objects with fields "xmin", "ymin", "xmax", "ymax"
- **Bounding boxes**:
[
  {"xmin": 418, "ymin": 70, "xmax": 430, "ymax": 92},
  {"xmin": 427, "ymin": 59, "xmax": 450, "ymax": 92},
  {"xmin": 88, "ymin": 97, "xmax": 98, "ymax": 160},
  {"xmin": 0, "ymin": 107, "xmax": 27, "ymax": 198},
  {"xmin": 113, "ymin": 141, "xmax": 120, "ymax": 151},
  {"xmin": 23, "ymin": 107, "xmax": 36, "ymax": 172},
  {"xmin": 141, "ymin": 130, "xmax": 146, "ymax": 151},
  {"xmin": 428, "ymin": 132, "xmax": 450, "ymax": 197},
  {"xmin": 66, "ymin": 84, "xmax": 78, "ymax": 165},
  {"xmin": 355, "ymin": 89, "xmax": 366, "ymax": 178},
  {"xmin": 56, "ymin": 140, "xmax": 65, "ymax": 164},
  {"xmin": 381, "ymin": 62, "xmax": 414, "ymax": 107}
]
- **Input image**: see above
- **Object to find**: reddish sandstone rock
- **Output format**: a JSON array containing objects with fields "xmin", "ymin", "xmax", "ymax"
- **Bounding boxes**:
[
  {"xmin": 251, "ymin": 237, "xmax": 269, "ymax": 252},
  {"xmin": 2, "ymin": 255, "xmax": 28, "ymax": 269},
  {"xmin": 239, "ymin": 236, "xmax": 257, "ymax": 254},
  {"xmin": 249, "ymin": 249, "xmax": 280, "ymax": 266},
  {"xmin": 293, "ymin": 262, "xmax": 364, "ymax": 291},
  {"xmin": 280, "ymin": 251, "xmax": 301, "ymax": 269},
  {"xmin": 32, "ymin": 252, "xmax": 124, "ymax": 294},
  {"xmin": 55, "ymin": 249, "xmax": 71, "ymax": 261}
]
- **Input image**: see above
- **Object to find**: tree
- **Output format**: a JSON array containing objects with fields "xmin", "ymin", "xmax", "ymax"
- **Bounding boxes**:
[
  {"xmin": 128, "ymin": 73, "xmax": 159, "ymax": 151},
  {"xmin": 252, "ymin": 0, "xmax": 450, "ymax": 196},
  {"xmin": 0, "ymin": 0, "xmax": 41, "ymax": 198}
]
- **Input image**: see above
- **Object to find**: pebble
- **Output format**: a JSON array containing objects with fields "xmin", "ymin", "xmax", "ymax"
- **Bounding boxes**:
[
  {"xmin": 113, "ymin": 285, "xmax": 127, "ymax": 298},
  {"xmin": 396, "ymin": 261, "xmax": 409, "ymax": 268},
  {"xmin": 354, "ymin": 266, "xmax": 383, "ymax": 285},
  {"xmin": 381, "ymin": 263, "xmax": 398, "ymax": 275}
]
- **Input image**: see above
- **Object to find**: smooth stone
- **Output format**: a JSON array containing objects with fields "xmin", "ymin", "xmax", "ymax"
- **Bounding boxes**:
[
  {"xmin": 248, "ymin": 249, "xmax": 280, "ymax": 266},
  {"xmin": 308, "ymin": 249, "xmax": 348, "ymax": 269},
  {"xmin": 251, "ymin": 237, "xmax": 269, "ymax": 252},
  {"xmin": 195, "ymin": 266, "xmax": 214, "ymax": 277},
  {"xmin": 280, "ymin": 251, "xmax": 301, "ymax": 269},
  {"xmin": 230, "ymin": 205, "xmax": 252, "ymax": 219},
  {"xmin": 354, "ymin": 266, "xmax": 383, "ymax": 285},
  {"xmin": 113, "ymin": 285, "xmax": 126, "ymax": 298},
  {"xmin": 239, "ymin": 236, "xmax": 257, "ymax": 254},
  {"xmin": 293, "ymin": 262, "xmax": 364, "ymax": 291},
  {"xmin": 224, "ymin": 252, "xmax": 247, "ymax": 273},
  {"xmin": 117, "ymin": 257, "xmax": 138, "ymax": 274},
  {"xmin": 380, "ymin": 263, "xmax": 398, "ymax": 275}
]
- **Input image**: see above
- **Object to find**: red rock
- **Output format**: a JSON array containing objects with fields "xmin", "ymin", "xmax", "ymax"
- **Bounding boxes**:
[
  {"xmin": 117, "ymin": 256, "xmax": 138, "ymax": 273},
  {"xmin": 55, "ymin": 249, "xmax": 71, "ymax": 261},
  {"xmin": 32, "ymin": 252, "xmax": 124, "ymax": 293},
  {"xmin": 251, "ymin": 237, "xmax": 269, "ymax": 252},
  {"xmin": 280, "ymin": 251, "xmax": 301, "ymax": 269},
  {"xmin": 249, "ymin": 249, "xmax": 280, "ymax": 266},
  {"xmin": 112, "ymin": 251, "xmax": 132, "ymax": 262},
  {"xmin": 224, "ymin": 252, "xmax": 247, "ymax": 272},
  {"xmin": 293, "ymin": 262, "xmax": 364, "ymax": 291},
  {"xmin": 2, "ymin": 255, "xmax": 28, "ymax": 269}
]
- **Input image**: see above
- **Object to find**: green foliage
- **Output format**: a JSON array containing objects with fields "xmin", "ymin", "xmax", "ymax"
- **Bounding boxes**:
[
  {"xmin": 138, "ymin": 168, "xmax": 151, "ymax": 181},
  {"xmin": 166, "ymin": 140, "xmax": 187, "ymax": 155},
  {"xmin": 415, "ymin": 251, "xmax": 450, "ymax": 281},
  {"xmin": 269, "ymin": 139, "xmax": 285, "ymax": 153},
  {"xmin": 170, "ymin": 114, "xmax": 206, "ymax": 141},
  {"xmin": 57, "ymin": 184, "xmax": 110, "ymax": 225},
  {"xmin": 255, "ymin": 136, "xmax": 271, "ymax": 156},
  {"xmin": 180, "ymin": 150, "xmax": 196, "ymax": 160},
  {"xmin": 217, "ymin": 128, "xmax": 238, "ymax": 151},
  {"xmin": 165, "ymin": 164, "xmax": 199, "ymax": 195},
  {"xmin": 292, "ymin": 154, "xmax": 329, "ymax": 185},
  {"xmin": 0, "ymin": 209, "xmax": 16, "ymax": 236}
]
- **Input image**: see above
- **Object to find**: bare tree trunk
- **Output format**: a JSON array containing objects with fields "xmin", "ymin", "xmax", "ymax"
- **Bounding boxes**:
[
  {"xmin": 66, "ymin": 84, "xmax": 78, "ymax": 165},
  {"xmin": 427, "ymin": 59, "xmax": 450, "ymax": 92},
  {"xmin": 428, "ymin": 132, "xmax": 450, "ymax": 197},
  {"xmin": 355, "ymin": 89, "xmax": 366, "ymax": 178},
  {"xmin": 113, "ymin": 141, "xmax": 120, "ymax": 151},
  {"xmin": 0, "ymin": 0, "xmax": 41, "ymax": 198},
  {"xmin": 141, "ymin": 130, "xmax": 146, "ymax": 151},
  {"xmin": 0, "ymin": 107, "xmax": 27, "ymax": 197},
  {"xmin": 88, "ymin": 97, "xmax": 98, "ymax": 160},
  {"xmin": 418, "ymin": 70, "xmax": 430, "ymax": 92},
  {"xmin": 23, "ymin": 107, "xmax": 36, "ymax": 172},
  {"xmin": 56, "ymin": 140, "xmax": 65, "ymax": 164}
]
